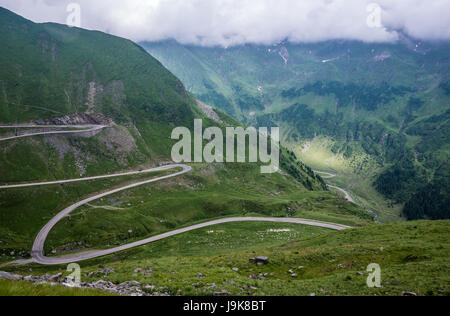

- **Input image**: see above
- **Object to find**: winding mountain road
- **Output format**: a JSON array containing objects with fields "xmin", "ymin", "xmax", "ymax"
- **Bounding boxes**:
[
  {"xmin": 315, "ymin": 170, "xmax": 379, "ymax": 221},
  {"xmin": 0, "ymin": 124, "xmax": 105, "ymax": 142},
  {"xmin": 327, "ymin": 185, "xmax": 356, "ymax": 204},
  {"xmin": 314, "ymin": 170, "xmax": 355, "ymax": 203},
  {"xmin": 0, "ymin": 125, "xmax": 350, "ymax": 266}
]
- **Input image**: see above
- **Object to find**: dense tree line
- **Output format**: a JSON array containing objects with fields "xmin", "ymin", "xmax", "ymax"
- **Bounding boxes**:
[
  {"xmin": 403, "ymin": 178, "xmax": 450, "ymax": 220},
  {"xmin": 374, "ymin": 157, "xmax": 428, "ymax": 203},
  {"xmin": 281, "ymin": 81, "xmax": 412, "ymax": 111},
  {"xmin": 439, "ymin": 82, "xmax": 450, "ymax": 95},
  {"xmin": 280, "ymin": 149, "xmax": 327, "ymax": 191},
  {"xmin": 258, "ymin": 103, "xmax": 408, "ymax": 165},
  {"xmin": 258, "ymin": 97, "xmax": 449, "ymax": 221}
]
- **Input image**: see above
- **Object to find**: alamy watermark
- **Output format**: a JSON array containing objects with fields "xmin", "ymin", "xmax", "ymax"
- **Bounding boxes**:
[
  {"xmin": 171, "ymin": 119, "xmax": 280, "ymax": 174},
  {"xmin": 366, "ymin": 3, "xmax": 383, "ymax": 29},
  {"xmin": 366, "ymin": 263, "xmax": 382, "ymax": 288},
  {"xmin": 66, "ymin": 3, "xmax": 81, "ymax": 28},
  {"xmin": 65, "ymin": 263, "xmax": 81, "ymax": 287}
]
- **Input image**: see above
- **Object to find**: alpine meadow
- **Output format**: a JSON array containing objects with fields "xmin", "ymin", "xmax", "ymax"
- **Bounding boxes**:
[{"xmin": 0, "ymin": 1, "xmax": 448, "ymax": 301}]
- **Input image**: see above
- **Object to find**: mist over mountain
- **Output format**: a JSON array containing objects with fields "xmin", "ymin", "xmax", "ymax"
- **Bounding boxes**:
[{"xmin": 1, "ymin": 0, "xmax": 450, "ymax": 46}]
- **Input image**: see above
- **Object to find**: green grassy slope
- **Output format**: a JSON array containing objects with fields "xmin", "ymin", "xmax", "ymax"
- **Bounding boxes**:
[
  {"xmin": 0, "ymin": 8, "xmax": 369, "ymax": 265},
  {"xmin": 0, "ymin": 6, "xmax": 198, "ymax": 181},
  {"xmin": 5, "ymin": 220, "xmax": 449, "ymax": 296},
  {"xmin": 0, "ymin": 6, "xmax": 324, "ymax": 188},
  {"xmin": 0, "ymin": 279, "xmax": 113, "ymax": 296},
  {"xmin": 143, "ymin": 40, "xmax": 450, "ymax": 221},
  {"xmin": 0, "ymin": 8, "xmax": 193, "ymax": 126},
  {"xmin": 0, "ymin": 162, "xmax": 370, "ymax": 262}
]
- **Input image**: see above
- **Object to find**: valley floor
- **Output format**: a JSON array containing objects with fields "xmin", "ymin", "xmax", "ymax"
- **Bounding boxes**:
[{"xmin": 293, "ymin": 138, "xmax": 405, "ymax": 223}]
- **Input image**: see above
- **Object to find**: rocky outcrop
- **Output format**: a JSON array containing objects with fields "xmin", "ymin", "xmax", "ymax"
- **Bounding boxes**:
[
  {"xmin": 0, "ymin": 271, "xmax": 22, "ymax": 280},
  {"xmin": 0, "ymin": 271, "xmax": 168, "ymax": 297},
  {"xmin": 196, "ymin": 100, "xmax": 223, "ymax": 124},
  {"xmin": 249, "ymin": 256, "xmax": 269, "ymax": 265},
  {"xmin": 35, "ymin": 113, "xmax": 113, "ymax": 126}
]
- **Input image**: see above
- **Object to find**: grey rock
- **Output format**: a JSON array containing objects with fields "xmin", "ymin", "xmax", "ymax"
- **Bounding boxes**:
[
  {"xmin": 92, "ymin": 280, "xmax": 116, "ymax": 290},
  {"xmin": 388, "ymin": 280, "xmax": 401, "ymax": 286},
  {"xmin": 250, "ymin": 256, "xmax": 269, "ymax": 265},
  {"xmin": 402, "ymin": 291, "xmax": 418, "ymax": 297},
  {"xmin": 134, "ymin": 268, "xmax": 153, "ymax": 276},
  {"xmin": 213, "ymin": 290, "xmax": 232, "ymax": 296},
  {"xmin": 0, "ymin": 271, "xmax": 22, "ymax": 281},
  {"xmin": 87, "ymin": 266, "xmax": 114, "ymax": 277},
  {"xmin": 23, "ymin": 275, "xmax": 34, "ymax": 282},
  {"xmin": 2, "ymin": 270, "xmax": 163, "ymax": 297},
  {"xmin": 49, "ymin": 273, "xmax": 63, "ymax": 282}
]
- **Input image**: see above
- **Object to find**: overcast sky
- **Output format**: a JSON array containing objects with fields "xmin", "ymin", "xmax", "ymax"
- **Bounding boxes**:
[{"xmin": 1, "ymin": 0, "xmax": 450, "ymax": 46}]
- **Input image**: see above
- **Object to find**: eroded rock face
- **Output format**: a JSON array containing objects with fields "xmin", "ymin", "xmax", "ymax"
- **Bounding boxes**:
[
  {"xmin": 249, "ymin": 256, "xmax": 269, "ymax": 265},
  {"xmin": 35, "ymin": 113, "xmax": 143, "ymax": 170},
  {"xmin": 98, "ymin": 125, "xmax": 138, "ymax": 155},
  {"xmin": 196, "ymin": 100, "xmax": 223, "ymax": 124},
  {"xmin": 35, "ymin": 113, "xmax": 114, "ymax": 126},
  {"xmin": 0, "ymin": 271, "xmax": 169, "ymax": 297}
]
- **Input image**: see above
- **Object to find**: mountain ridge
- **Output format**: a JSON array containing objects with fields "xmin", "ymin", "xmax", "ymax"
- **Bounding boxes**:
[
  {"xmin": 0, "ymin": 7, "xmax": 372, "ymax": 264},
  {"xmin": 142, "ymin": 39, "xmax": 450, "ymax": 221}
]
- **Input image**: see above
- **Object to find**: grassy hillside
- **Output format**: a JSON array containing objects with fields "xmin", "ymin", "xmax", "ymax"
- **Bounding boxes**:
[
  {"xmin": 0, "ymin": 162, "xmax": 370, "ymax": 262},
  {"xmin": 143, "ymin": 40, "xmax": 450, "ymax": 221},
  {"xmin": 0, "ymin": 6, "xmax": 199, "ymax": 180},
  {"xmin": 0, "ymin": 8, "xmax": 193, "ymax": 126},
  {"xmin": 0, "ymin": 6, "xmax": 324, "ymax": 188},
  {"xmin": 0, "ymin": 279, "xmax": 113, "ymax": 296},
  {"xmin": 0, "ymin": 8, "xmax": 370, "ymax": 266},
  {"xmin": 5, "ymin": 220, "xmax": 449, "ymax": 296}
]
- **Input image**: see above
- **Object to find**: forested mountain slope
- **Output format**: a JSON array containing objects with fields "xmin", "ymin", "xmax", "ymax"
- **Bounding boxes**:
[
  {"xmin": 0, "ymin": 8, "xmax": 368, "ymax": 262},
  {"xmin": 143, "ymin": 39, "xmax": 450, "ymax": 221}
]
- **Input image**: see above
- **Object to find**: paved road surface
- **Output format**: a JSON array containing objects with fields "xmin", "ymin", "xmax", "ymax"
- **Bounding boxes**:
[
  {"xmin": 0, "ymin": 124, "xmax": 105, "ymax": 142},
  {"xmin": 315, "ymin": 170, "xmax": 380, "ymax": 221},
  {"xmin": 314, "ymin": 170, "xmax": 356, "ymax": 204},
  {"xmin": 327, "ymin": 185, "xmax": 356, "ymax": 204},
  {"xmin": 13, "ymin": 163, "xmax": 350, "ymax": 266},
  {"xmin": 31, "ymin": 216, "xmax": 349, "ymax": 265},
  {"xmin": 0, "ymin": 125, "xmax": 351, "ymax": 265},
  {"xmin": 29, "ymin": 164, "xmax": 194, "ymax": 265},
  {"xmin": 0, "ymin": 164, "xmax": 181, "ymax": 189}
]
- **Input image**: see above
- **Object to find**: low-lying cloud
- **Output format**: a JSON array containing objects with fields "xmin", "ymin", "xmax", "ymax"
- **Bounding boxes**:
[{"xmin": 1, "ymin": 0, "xmax": 450, "ymax": 46}]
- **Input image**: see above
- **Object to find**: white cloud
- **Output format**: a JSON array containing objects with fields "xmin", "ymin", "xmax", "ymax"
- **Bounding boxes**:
[{"xmin": 1, "ymin": 0, "xmax": 449, "ymax": 46}]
